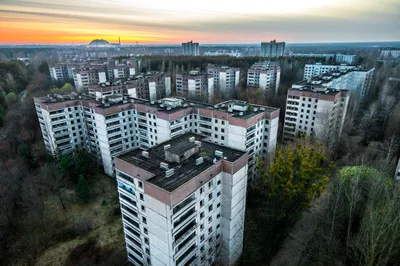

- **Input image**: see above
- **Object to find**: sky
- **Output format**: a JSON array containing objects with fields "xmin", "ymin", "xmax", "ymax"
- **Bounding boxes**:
[{"xmin": 0, "ymin": 0, "xmax": 399, "ymax": 44}]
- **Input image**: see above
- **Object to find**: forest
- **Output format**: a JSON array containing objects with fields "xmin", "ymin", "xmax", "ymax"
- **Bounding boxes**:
[{"xmin": 0, "ymin": 52, "xmax": 399, "ymax": 265}]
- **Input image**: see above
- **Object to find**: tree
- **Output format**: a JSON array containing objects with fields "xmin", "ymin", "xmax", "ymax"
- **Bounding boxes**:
[
  {"xmin": 258, "ymin": 138, "xmax": 333, "ymax": 221},
  {"xmin": 6, "ymin": 92, "xmax": 17, "ymax": 104},
  {"xmin": 40, "ymin": 162, "xmax": 67, "ymax": 209},
  {"xmin": 160, "ymin": 59, "xmax": 166, "ymax": 72},
  {"xmin": 76, "ymin": 174, "xmax": 91, "ymax": 203}
]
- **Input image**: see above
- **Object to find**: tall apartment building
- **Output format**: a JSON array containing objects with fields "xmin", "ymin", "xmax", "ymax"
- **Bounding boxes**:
[
  {"xmin": 176, "ymin": 71, "xmax": 214, "ymax": 103},
  {"xmin": 207, "ymin": 66, "xmax": 240, "ymax": 99},
  {"xmin": 89, "ymin": 73, "xmax": 172, "ymax": 101},
  {"xmin": 73, "ymin": 66, "xmax": 107, "ymax": 90},
  {"xmin": 247, "ymin": 61, "xmax": 281, "ymax": 98},
  {"xmin": 34, "ymin": 95, "xmax": 279, "ymax": 178},
  {"xmin": 115, "ymin": 133, "xmax": 248, "ymax": 266},
  {"xmin": 303, "ymin": 63, "xmax": 356, "ymax": 80},
  {"xmin": 303, "ymin": 64, "xmax": 374, "ymax": 101},
  {"xmin": 380, "ymin": 48, "xmax": 400, "ymax": 59},
  {"xmin": 49, "ymin": 64, "xmax": 68, "ymax": 83},
  {"xmin": 283, "ymin": 79, "xmax": 350, "ymax": 146},
  {"xmin": 260, "ymin": 40, "xmax": 285, "ymax": 57},
  {"xmin": 335, "ymin": 54, "xmax": 356, "ymax": 64},
  {"xmin": 182, "ymin": 41, "xmax": 200, "ymax": 56},
  {"xmin": 292, "ymin": 53, "xmax": 356, "ymax": 64},
  {"xmin": 107, "ymin": 64, "xmax": 136, "ymax": 82}
]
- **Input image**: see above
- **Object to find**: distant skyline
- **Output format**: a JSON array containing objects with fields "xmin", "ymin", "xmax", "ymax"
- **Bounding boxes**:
[{"xmin": 0, "ymin": 0, "xmax": 399, "ymax": 45}]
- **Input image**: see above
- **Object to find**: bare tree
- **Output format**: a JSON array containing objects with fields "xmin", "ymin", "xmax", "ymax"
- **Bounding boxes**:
[{"xmin": 39, "ymin": 163, "xmax": 68, "ymax": 210}]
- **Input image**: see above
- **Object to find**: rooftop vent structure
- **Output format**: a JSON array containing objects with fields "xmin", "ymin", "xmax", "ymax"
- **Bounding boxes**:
[
  {"xmin": 239, "ymin": 112, "xmax": 244, "ymax": 116},
  {"xmin": 164, "ymin": 144, "xmax": 171, "ymax": 150},
  {"xmin": 195, "ymin": 157, "xmax": 204, "ymax": 165},
  {"xmin": 195, "ymin": 140, "xmax": 202, "ymax": 147},
  {"xmin": 189, "ymin": 137, "xmax": 195, "ymax": 142},
  {"xmin": 215, "ymin": 150, "xmax": 223, "ymax": 158},
  {"xmin": 141, "ymin": 151, "xmax": 149, "ymax": 158},
  {"xmin": 165, "ymin": 168, "xmax": 175, "ymax": 178},
  {"xmin": 167, "ymin": 107, "xmax": 171, "ymax": 110},
  {"xmin": 160, "ymin": 162, "xmax": 169, "ymax": 170}
]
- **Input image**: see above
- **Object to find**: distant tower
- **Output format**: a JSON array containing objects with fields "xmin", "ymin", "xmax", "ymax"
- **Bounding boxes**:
[{"xmin": 119, "ymin": 37, "xmax": 121, "ymax": 45}]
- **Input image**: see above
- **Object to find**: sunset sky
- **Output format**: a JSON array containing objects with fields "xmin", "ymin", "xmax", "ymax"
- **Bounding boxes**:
[{"xmin": 0, "ymin": 0, "xmax": 399, "ymax": 44}]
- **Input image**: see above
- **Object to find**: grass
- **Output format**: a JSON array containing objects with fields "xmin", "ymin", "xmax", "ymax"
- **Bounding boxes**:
[{"xmin": 32, "ymin": 174, "xmax": 126, "ymax": 266}]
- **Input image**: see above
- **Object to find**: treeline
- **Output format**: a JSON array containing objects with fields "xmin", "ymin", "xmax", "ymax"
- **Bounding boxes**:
[{"xmin": 299, "ymin": 166, "xmax": 400, "ymax": 266}]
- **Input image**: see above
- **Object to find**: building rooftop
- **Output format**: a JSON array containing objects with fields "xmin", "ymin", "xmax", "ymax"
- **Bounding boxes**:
[
  {"xmin": 117, "ymin": 133, "xmax": 246, "ymax": 192},
  {"xmin": 34, "ymin": 91, "xmax": 278, "ymax": 119},
  {"xmin": 249, "ymin": 61, "xmax": 280, "ymax": 71}
]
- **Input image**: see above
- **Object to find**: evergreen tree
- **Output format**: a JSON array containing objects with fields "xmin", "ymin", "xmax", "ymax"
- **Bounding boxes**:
[{"xmin": 76, "ymin": 174, "xmax": 91, "ymax": 203}]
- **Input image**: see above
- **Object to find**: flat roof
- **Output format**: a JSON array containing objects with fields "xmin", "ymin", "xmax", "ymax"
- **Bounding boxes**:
[
  {"xmin": 35, "ymin": 92, "xmax": 278, "ymax": 119},
  {"xmin": 118, "ymin": 133, "xmax": 245, "ymax": 192}
]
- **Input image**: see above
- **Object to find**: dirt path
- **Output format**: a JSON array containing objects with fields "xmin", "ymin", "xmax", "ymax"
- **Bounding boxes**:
[{"xmin": 269, "ymin": 191, "xmax": 330, "ymax": 266}]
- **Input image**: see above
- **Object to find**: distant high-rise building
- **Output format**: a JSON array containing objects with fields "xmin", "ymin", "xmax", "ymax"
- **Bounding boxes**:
[
  {"xmin": 291, "ymin": 53, "xmax": 356, "ymax": 64},
  {"xmin": 182, "ymin": 41, "xmax": 200, "ymax": 56},
  {"xmin": 335, "ymin": 53, "xmax": 356, "ymax": 64},
  {"xmin": 49, "ymin": 64, "xmax": 68, "ymax": 83},
  {"xmin": 380, "ymin": 48, "xmax": 400, "ymax": 59},
  {"xmin": 207, "ymin": 65, "xmax": 240, "ymax": 100},
  {"xmin": 283, "ymin": 84, "xmax": 350, "ymax": 146},
  {"xmin": 247, "ymin": 61, "xmax": 281, "ymax": 98},
  {"xmin": 303, "ymin": 63, "xmax": 356, "ymax": 80},
  {"xmin": 303, "ymin": 64, "xmax": 374, "ymax": 101},
  {"xmin": 176, "ymin": 71, "xmax": 214, "ymax": 103},
  {"xmin": 260, "ymin": 40, "xmax": 285, "ymax": 57}
]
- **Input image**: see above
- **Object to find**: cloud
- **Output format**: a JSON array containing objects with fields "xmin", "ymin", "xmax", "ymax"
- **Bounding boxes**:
[{"xmin": 0, "ymin": 0, "xmax": 399, "ymax": 43}]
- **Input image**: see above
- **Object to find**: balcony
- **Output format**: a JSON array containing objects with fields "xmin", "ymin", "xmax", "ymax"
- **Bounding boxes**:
[
  {"xmin": 173, "ymin": 206, "xmax": 196, "ymax": 230},
  {"xmin": 176, "ymin": 243, "xmax": 197, "ymax": 265},
  {"xmin": 173, "ymin": 221, "xmax": 197, "ymax": 248},
  {"xmin": 173, "ymin": 194, "xmax": 196, "ymax": 216}
]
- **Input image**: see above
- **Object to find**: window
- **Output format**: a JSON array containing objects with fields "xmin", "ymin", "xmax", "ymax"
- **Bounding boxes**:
[
  {"xmin": 208, "ymin": 216, "xmax": 212, "ymax": 223},
  {"xmin": 140, "ymin": 193, "xmax": 144, "ymax": 201},
  {"xmin": 138, "ymin": 181, "xmax": 143, "ymax": 188},
  {"xmin": 217, "ymin": 203, "xmax": 221, "ymax": 208},
  {"xmin": 200, "ymin": 224, "xmax": 204, "ymax": 230},
  {"xmin": 141, "ymin": 205, "xmax": 146, "ymax": 212},
  {"xmin": 208, "ymin": 193, "xmax": 212, "ymax": 200},
  {"xmin": 200, "ymin": 200, "xmax": 204, "ymax": 207},
  {"xmin": 217, "ymin": 213, "xmax": 221, "ymax": 219},
  {"xmin": 144, "ymin": 228, "xmax": 148, "ymax": 235},
  {"xmin": 221, "ymin": 128, "xmax": 225, "ymax": 133},
  {"xmin": 144, "ymin": 237, "xmax": 149, "ymax": 245},
  {"xmin": 200, "ymin": 234, "xmax": 205, "ymax": 242},
  {"xmin": 200, "ymin": 187, "xmax": 204, "ymax": 194},
  {"xmin": 142, "ymin": 217, "xmax": 147, "ymax": 224},
  {"xmin": 200, "ymin": 246, "xmax": 205, "ymax": 253},
  {"xmin": 216, "ymin": 223, "xmax": 220, "ymax": 229},
  {"xmin": 208, "ymin": 205, "xmax": 213, "ymax": 212},
  {"xmin": 221, "ymin": 121, "xmax": 225, "ymax": 125},
  {"xmin": 214, "ymin": 127, "xmax": 218, "ymax": 131},
  {"xmin": 200, "ymin": 212, "xmax": 204, "ymax": 219},
  {"xmin": 217, "ymin": 180, "xmax": 221, "ymax": 185},
  {"xmin": 221, "ymin": 136, "xmax": 225, "ymax": 140},
  {"xmin": 208, "ymin": 227, "xmax": 213, "ymax": 234},
  {"xmin": 208, "ymin": 181, "xmax": 213, "ymax": 188},
  {"xmin": 217, "ymin": 191, "xmax": 221, "ymax": 197}
]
